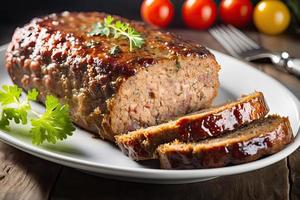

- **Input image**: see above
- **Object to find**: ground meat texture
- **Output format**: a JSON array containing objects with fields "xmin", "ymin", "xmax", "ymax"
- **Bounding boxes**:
[
  {"xmin": 115, "ymin": 92, "xmax": 269, "ymax": 160},
  {"xmin": 6, "ymin": 12, "xmax": 220, "ymax": 141},
  {"xmin": 157, "ymin": 115, "xmax": 294, "ymax": 169}
]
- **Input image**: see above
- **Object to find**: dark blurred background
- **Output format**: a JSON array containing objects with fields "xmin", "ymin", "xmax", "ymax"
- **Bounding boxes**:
[
  {"xmin": 2, "ymin": 0, "xmax": 300, "ymax": 46},
  {"xmin": 3, "ymin": 0, "xmax": 152, "ymax": 45},
  {"xmin": 0, "ymin": 0, "xmax": 265, "ymax": 45}
]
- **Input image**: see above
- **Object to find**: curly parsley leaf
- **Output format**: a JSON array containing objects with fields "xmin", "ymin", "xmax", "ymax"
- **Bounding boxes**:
[
  {"xmin": 1, "ymin": 107, "xmax": 27, "ymax": 126},
  {"xmin": 88, "ymin": 16, "xmax": 144, "ymax": 51},
  {"xmin": 30, "ymin": 95, "xmax": 75, "ymax": 145},
  {"xmin": 0, "ymin": 111, "xmax": 9, "ymax": 129},
  {"xmin": 27, "ymin": 89, "xmax": 38, "ymax": 101},
  {"xmin": 0, "ymin": 85, "xmax": 75, "ymax": 145},
  {"xmin": 0, "ymin": 85, "xmax": 22, "ymax": 105},
  {"xmin": 0, "ymin": 86, "xmax": 38, "ymax": 129},
  {"xmin": 89, "ymin": 22, "xmax": 110, "ymax": 37}
]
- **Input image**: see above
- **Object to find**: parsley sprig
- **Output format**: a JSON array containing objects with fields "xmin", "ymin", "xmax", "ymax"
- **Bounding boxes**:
[
  {"xmin": 89, "ymin": 16, "xmax": 144, "ymax": 52},
  {"xmin": 0, "ymin": 85, "xmax": 75, "ymax": 145}
]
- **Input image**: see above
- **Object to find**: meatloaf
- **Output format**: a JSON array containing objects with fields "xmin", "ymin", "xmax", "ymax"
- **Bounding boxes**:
[
  {"xmin": 157, "ymin": 115, "xmax": 294, "ymax": 169},
  {"xmin": 6, "ymin": 12, "xmax": 220, "ymax": 141},
  {"xmin": 115, "ymin": 92, "xmax": 269, "ymax": 160}
]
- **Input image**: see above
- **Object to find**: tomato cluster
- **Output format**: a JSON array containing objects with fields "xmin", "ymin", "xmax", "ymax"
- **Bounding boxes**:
[
  {"xmin": 141, "ymin": 0, "xmax": 292, "ymax": 35},
  {"xmin": 141, "ymin": 0, "xmax": 253, "ymax": 29}
]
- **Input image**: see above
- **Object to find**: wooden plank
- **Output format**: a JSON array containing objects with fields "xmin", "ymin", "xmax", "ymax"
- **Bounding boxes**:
[
  {"xmin": 289, "ymin": 149, "xmax": 300, "ymax": 200},
  {"xmin": 0, "ymin": 141, "xmax": 61, "ymax": 200},
  {"xmin": 51, "ymin": 160, "xmax": 288, "ymax": 200}
]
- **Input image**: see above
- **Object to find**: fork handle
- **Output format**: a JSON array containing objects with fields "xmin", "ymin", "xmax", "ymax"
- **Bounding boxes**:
[
  {"xmin": 286, "ymin": 58, "xmax": 300, "ymax": 77},
  {"xmin": 272, "ymin": 52, "xmax": 300, "ymax": 77}
]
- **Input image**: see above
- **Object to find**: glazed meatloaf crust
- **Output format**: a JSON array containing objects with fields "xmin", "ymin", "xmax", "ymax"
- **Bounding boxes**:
[
  {"xmin": 6, "ymin": 12, "xmax": 220, "ymax": 141},
  {"xmin": 157, "ymin": 115, "xmax": 294, "ymax": 169},
  {"xmin": 115, "ymin": 92, "xmax": 269, "ymax": 160}
]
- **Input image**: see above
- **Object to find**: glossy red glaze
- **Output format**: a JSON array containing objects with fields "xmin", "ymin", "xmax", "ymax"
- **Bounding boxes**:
[
  {"xmin": 160, "ymin": 117, "xmax": 294, "ymax": 169},
  {"xmin": 116, "ymin": 93, "xmax": 269, "ymax": 160},
  {"xmin": 177, "ymin": 96, "xmax": 268, "ymax": 141},
  {"xmin": 8, "ymin": 12, "xmax": 211, "ymax": 77}
]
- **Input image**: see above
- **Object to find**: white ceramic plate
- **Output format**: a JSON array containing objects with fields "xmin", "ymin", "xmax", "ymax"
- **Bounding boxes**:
[{"xmin": 0, "ymin": 44, "xmax": 300, "ymax": 184}]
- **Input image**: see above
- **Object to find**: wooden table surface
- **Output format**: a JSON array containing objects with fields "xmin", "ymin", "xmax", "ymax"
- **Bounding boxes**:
[{"xmin": 1, "ymin": 30, "xmax": 300, "ymax": 200}]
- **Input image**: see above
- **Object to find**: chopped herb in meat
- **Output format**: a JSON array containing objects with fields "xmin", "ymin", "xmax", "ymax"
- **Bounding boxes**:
[{"xmin": 109, "ymin": 45, "xmax": 121, "ymax": 56}]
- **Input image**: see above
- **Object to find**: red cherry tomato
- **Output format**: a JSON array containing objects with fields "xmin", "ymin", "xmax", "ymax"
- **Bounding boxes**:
[
  {"xmin": 220, "ymin": 0, "xmax": 253, "ymax": 28},
  {"xmin": 182, "ymin": 0, "xmax": 217, "ymax": 30},
  {"xmin": 141, "ymin": 0, "xmax": 174, "ymax": 28}
]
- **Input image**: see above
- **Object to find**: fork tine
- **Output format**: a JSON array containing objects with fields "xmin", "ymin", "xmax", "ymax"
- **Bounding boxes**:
[
  {"xmin": 215, "ymin": 25, "xmax": 246, "ymax": 53},
  {"xmin": 209, "ymin": 27, "xmax": 240, "ymax": 57},
  {"xmin": 227, "ymin": 25, "xmax": 260, "ymax": 49},
  {"xmin": 219, "ymin": 25, "xmax": 251, "ymax": 52}
]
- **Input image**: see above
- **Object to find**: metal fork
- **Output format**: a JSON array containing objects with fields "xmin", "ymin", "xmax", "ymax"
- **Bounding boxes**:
[{"xmin": 209, "ymin": 25, "xmax": 300, "ymax": 77}]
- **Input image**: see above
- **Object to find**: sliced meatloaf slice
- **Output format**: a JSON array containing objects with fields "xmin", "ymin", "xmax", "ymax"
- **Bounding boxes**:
[
  {"xmin": 6, "ymin": 12, "xmax": 220, "ymax": 141},
  {"xmin": 157, "ymin": 115, "xmax": 294, "ymax": 169},
  {"xmin": 115, "ymin": 92, "xmax": 269, "ymax": 160}
]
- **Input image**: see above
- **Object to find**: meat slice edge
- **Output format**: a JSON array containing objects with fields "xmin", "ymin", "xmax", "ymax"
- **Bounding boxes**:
[
  {"xmin": 157, "ymin": 115, "xmax": 294, "ymax": 169},
  {"xmin": 115, "ymin": 92, "xmax": 269, "ymax": 160}
]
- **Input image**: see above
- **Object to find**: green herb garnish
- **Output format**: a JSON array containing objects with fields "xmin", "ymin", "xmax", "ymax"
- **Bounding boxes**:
[
  {"xmin": 88, "ymin": 16, "xmax": 144, "ymax": 52},
  {"xmin": 0, "ymin": 85, "xmax": 75, "ymax": 145},
  {"xmin": 109, "ymin": 45, "xmax": 121, "ymax": 56}
]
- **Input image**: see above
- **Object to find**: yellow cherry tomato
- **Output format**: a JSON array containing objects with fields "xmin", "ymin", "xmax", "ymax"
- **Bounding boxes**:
[{"xmin": 253, "ymin": 0, "xmax": 291, "ymax": 35}]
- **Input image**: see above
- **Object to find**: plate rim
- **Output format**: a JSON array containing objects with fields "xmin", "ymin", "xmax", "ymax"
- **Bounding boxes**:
[
  {"xmin": 0, "ymin": 44, "xmax": 300, "ymax": 181},
  {"xmin": 0, "ymin": 44, "xmax": 7, "ymax": 51}
]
